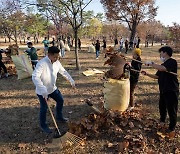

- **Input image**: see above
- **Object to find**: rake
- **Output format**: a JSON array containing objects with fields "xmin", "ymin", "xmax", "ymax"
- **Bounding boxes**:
[
  {"xmin": 85, "ymin": 99, "xmax": 102, "ymax": 114},
  {"xmin": 46, "ymin": 99, "xmax": 84, "ymax": 153},
  {"xmin": 125, "ymin": 56, "xmax": 178, "ymax": 76}
]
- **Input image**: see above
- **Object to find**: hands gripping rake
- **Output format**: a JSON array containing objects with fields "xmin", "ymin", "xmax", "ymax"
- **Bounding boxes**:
[{"xmin": 46, "ymin": 99, "xmax": 84, "ymax": 153}]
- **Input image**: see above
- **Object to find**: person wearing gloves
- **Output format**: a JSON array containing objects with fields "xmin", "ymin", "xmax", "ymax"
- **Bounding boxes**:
[
  {"xmin": 141, "ymin": 46, "xmax": 179, "ymax": 135},
  {"xmin": 129, "ymin": 48, "xmax": 142, "ymax": 110},
  {"xmin": 32, "ymin": 46, "xmax": 75, "ymax": 134}
]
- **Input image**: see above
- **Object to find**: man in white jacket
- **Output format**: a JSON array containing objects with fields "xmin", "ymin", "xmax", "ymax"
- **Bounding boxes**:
[{"xmin": 32, "ymin": 46, "xmax": 75, "ymax": 133}]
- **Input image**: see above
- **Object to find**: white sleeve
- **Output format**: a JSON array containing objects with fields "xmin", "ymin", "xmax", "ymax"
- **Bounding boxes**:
[
  {"xmin": 58, "ymin": 62, "xmax": 75, "ymax": 85},
  {"xmin": 32, "ymin": 63, "xmax": 48, "ymax": 95}
]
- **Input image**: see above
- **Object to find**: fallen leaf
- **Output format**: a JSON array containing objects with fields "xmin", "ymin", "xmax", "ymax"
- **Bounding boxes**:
[
  {"xmin": 129, "ymin": 122, "xmax": 134, "ymax": 128},
  {"xmin": 107, "ymin": 142, "xmax": 114, "ymax": 148},
  {"xmin": 157, "ymin": 132, "xmax": 166, "ymax": 138},
  {"xmin": 18, "ymin": 143, "xmax": 26, "ymax": 149}
]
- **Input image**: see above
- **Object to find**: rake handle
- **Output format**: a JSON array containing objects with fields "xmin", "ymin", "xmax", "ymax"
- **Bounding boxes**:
[
  {"xmin": 46, "ymin": 99, "xmax": 61, "ymax": 136},
  {"xmin": 127, "ymin": 57, "xmax": 178, "ymax": 76}
]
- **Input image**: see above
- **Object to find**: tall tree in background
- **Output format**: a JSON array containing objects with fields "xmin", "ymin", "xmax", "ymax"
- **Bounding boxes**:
[
  {"xmin": 137, "ymin": 20, "xmax": 164, "ymax": 46},
  {"xmin": 0, "ymin": 0, "xmax": 24, "ymax": 44},
  {"xmin": 60, "ymin": 0, "xmax": 93, "ymax": 70},
  {"xmin": 34, "ymin": 0, "xmax": 93, "ymax": 70},
  {"xmin": 24, "ymin": 14, "xmax": 48, "ymax": 43},
  {"xmin": 101, "ymin": 0, "xmax": 158, "ymax": 47},
  {"xmin": 169, "ymin": 23, "xmax": 180, "ymax": 52}
]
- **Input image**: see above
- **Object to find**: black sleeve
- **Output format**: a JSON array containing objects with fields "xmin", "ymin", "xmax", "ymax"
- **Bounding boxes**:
[
  {"xmin": 156, "ymin": 70, "xmax": 160, "ymax": 76},
  {"xmin": 163, "ymin": 59, "xmax": 177, "ymax": 73}
]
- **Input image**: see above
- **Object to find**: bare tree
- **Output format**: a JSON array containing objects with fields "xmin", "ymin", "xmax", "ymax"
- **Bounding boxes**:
[
  {"xmin": 59, "ymin": 0, "xmax": 93, "ymax": 70},
  {"xmin": 33, "ymin": 0, "xmax": 93, "ymax": 70},
  {"xmin": 100, "ymin": 0, "xmax": 158, "ymax": 48}
]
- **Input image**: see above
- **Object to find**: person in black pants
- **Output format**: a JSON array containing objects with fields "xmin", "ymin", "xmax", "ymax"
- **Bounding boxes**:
[
  {"xmin": 129, "ymin": 48, "xmax": 142, "ymax": 110},
  {"xmin": 141, "ymin": 46, "xmax": 179, "ymax": 135},
  {"xmin": 95, "ymin": 40, "xmax": 100, "ymax": 59},
  {"xmin": 0, "ymin": 49, "xmax": 8, "ymax": 78}
]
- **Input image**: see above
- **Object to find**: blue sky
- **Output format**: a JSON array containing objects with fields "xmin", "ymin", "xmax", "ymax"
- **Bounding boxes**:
[{"xmin": 85, "ymin": 0, "xmax": 180, "ymax": 26}]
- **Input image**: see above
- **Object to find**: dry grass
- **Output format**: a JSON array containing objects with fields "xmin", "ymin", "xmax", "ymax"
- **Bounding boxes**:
[{"xmin": 0, "ymin": 44, "xmax": 179, "ymax": 153}]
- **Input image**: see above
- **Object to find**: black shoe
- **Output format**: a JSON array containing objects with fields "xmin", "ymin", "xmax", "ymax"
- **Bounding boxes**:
[
  {"xmin": 56, "ymin": 117, "xmax": 69, "ymax": 123},
  {"xmin": 41, "ymin": 127, "xmax": 52, "ymax": 134}
]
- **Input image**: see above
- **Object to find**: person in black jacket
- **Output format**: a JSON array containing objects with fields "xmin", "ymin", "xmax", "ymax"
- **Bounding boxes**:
[
  {"xmin": 129, "ymin": 48, "xmax": 142, "ymax": 110},
  {"xmin": 95, "ymin": 40, "xmax": 100, "ymax": 59},
  {"xmin": 0, "ymin": 49, "xmax": 8, "ymax": 78},
  {"xmin": 142, "ymin": 46, "xmax": 179, "ymax": 135}
]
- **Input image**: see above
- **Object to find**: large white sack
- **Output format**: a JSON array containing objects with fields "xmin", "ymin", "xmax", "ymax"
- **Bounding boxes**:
[
  {"xmin": 103, "ymin": 78, "xmax": 130, "ymax": 112},
  {"xmin": 11, "ymin": 54, "xmax": 33, "ymax": 79},
  {"xmin": 64, "ymin": 44, "xmax": 70, "ymax": 51},
  {"xmin": 88, "ymin": 45, "xmax": 95, "ymax": 53}
]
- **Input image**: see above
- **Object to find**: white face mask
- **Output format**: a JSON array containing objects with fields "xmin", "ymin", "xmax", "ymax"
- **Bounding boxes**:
[{"xmin": 160, "ymin": 57, "xmax": 166, "ymax": 62}]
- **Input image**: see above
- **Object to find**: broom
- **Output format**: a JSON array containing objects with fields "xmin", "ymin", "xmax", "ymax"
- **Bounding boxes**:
[{"xmin": 46, "ymin": 99, "xmax": 84, "ymax": 152}]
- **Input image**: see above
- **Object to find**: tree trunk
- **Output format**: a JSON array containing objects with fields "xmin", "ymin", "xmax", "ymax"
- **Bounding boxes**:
[
  {"xmin": 129, "ymin": 21, "xmax": 137, "ymax": 49},
  {"xmin": 5, "ymin": 37, "xmax": 6, "ymax": 43},
  {"xmin": 14, "ymin": 30, "xmax": 18, "ymax": 45},
  {"xmin": 151, "ymin": 35, "xmax": 154, "ymax": 46},
  {"xmin": 74, "ymin": 29, "xmax": 81, "ymax": 70},
  {"xmin": 34, "ymin": 35, "xmax": 36, "ymax": 44},
  {"xmin": 19, "ymin": 37, "xmax": 22, "ymax": 44}
]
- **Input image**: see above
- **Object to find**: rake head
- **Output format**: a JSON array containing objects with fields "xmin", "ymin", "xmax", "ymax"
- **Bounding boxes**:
[{"xmin": 48, "ymin": 131, "xmax": 85, "ymax": 153}]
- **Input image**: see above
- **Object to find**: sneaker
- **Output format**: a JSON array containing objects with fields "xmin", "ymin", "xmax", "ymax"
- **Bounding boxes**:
[
  {"xmin": 57, "ymin": 117, "xmax": 69, "ymax": 123},
  {"xmin": 96, "ymin": 57, "xmax": 99, "ymax": 59},
  {"xmin": 41, "ymin": 127, "xmax": 52, "ymax": 134}
]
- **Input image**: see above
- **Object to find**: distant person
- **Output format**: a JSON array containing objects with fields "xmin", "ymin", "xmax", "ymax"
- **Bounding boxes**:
[
  {"xmin": 67, "ymin": 36, "xmax": 71, "ymax": 47},
  {"xmin": 114, "ymin": 38, "xmax": 118, "ymax": 46},
  {"xmin": 42, "ymin": 37, "xmax": 50, "ymax": 56},
  {"xmin": 50, "ymin": 38, "xmax": 56, "ymax": 46},
  {"xmin": 95, "ymin": 40, "xmax": 100, "ymax": 59},
  {"xmin": 125, "ymin": 39, "xmax": 129, "ymax": 54},
  {"xmin": 25, "ymin": 42, "xmax": 38, "ymax": 69},
  {"xmin": 129, "ymin": 40, "xmax": 133, "ymax": 50},
  {"xmin": 102, "ymin": 38, "xmax": 107, "ymax": 50},
  {"xmin": 26, "ymin": 37, "xmax": 31, "ymax": 44},
  {"xmin": 119, "ymin": 37, "xmax": 124, "ymax": 51},
  {"xmin": 136, "ymin": 37, "xmax": 141, "ymax": 48},
  {"xmin": 78, "ymin": 38, "xmax": 81, "ymax": 50},
  {"xmin": 133, "ymin": 37, "xmax": 137, "ymax": 48},
  {"xmin": 0, "ymin": 49, "xmax": 8, "ymax": 78},
  {"xmin": 32, "ymin": 46, "xmax": 75, "ymax": 133}
]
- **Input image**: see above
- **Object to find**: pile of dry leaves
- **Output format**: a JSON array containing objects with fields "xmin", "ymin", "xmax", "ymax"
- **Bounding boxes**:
[{"xmin": 68, "ymin": 102, "xmax": 180, "ymax": 153}]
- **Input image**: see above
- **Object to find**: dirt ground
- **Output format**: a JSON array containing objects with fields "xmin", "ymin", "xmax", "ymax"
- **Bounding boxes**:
[{"xmin": 0, "ymin": 44, "xmax": 179, "ymax": 153}]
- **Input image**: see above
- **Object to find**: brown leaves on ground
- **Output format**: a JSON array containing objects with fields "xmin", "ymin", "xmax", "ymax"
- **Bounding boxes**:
[{"xmin": 69, "ymin": 102, "xmax": 180, "ymax": 153}]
